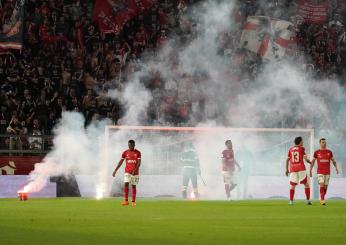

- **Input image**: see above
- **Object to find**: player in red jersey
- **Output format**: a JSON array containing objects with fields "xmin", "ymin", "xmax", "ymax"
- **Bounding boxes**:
[
  {"xmin": 310, "ymin": 138, "xmax": 339, "ymax": 205},
  {"xmin": 112, "ymin": 140, "xmax": 141, "ymax": 206},
  {"xmin": 286, "ymin": 136, "xmax": 312, "ymax": 205},
  {"xmin": 222, "ymin": 140, "xmax": 241, "ymax": 200}
]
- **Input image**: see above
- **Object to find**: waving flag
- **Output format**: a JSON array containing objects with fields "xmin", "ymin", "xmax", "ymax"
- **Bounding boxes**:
[
  {"xmin": 0, "ymin": 0, "xmax": 25, "ymax": 50},
  {"xmin": 93, "ymin": 0, "xmax": 153, "ymax": 34},
  {"xmin": 239, "ymin": 16, "xmax": 294, "ymax": 62}
]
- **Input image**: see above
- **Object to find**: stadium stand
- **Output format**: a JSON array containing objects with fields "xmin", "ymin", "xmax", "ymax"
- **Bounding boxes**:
[{"xmin": 0, "ymin": 0, "xmax": 345, "ymax": 157}]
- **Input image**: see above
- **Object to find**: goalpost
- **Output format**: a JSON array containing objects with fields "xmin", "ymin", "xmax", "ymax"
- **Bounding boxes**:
[{"xmin": 104, "ymin": 125, "xmax": 315, "ymax": 200}]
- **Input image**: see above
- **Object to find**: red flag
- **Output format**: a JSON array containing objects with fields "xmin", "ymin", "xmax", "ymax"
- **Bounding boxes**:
[
  {"xmin": 93, "ymin": 0, "xmax": 119, "ymax": 34},
  {"xmin": 0, "ymin": 0, "xmax": 25, "ymax": 50},
  {"xmin": 240, "ymin": 16, "xmax": 294, "ymax": 61},
  {"xmin": 93, "ymin": 0, "xmax": 153, "ymax": 34},
  {"xmin": 297, "ymin": 0, "xmax": 328, "ymax": 24}
]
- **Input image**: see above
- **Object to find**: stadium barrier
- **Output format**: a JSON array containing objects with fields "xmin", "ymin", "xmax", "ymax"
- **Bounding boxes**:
[{"xmin": 0, "ymin": 134, "xmax": 53, "ymax": 156}]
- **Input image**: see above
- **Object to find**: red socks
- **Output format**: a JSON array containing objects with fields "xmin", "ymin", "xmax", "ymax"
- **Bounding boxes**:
[
  {"xmin": 290, "ymin": 189, "xmax": 295, "ymax": 201},
  {"xmin": 124, "ymin": 184, "xmax": 137, "ymax": 203},
  {"xmin": 132, "ymin": 185, "xmax": 136, "ymax": 203},
  {"xmin": 320, "ymin": 187, "xmax": 325, "ymax": 201},
  {"xmin": 124, "ymin": 184, "xmax": 129, "ymax": 202},
  {"xmin": 305, "ymin": 188, "xmax": 310, "ymax": 200},
  {"xmin": 290, "ymin": 188, "xmax": 311, "ymax": 201}
]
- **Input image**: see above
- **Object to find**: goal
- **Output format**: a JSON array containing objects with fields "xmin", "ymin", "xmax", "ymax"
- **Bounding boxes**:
[{"xmin": 104, "ymin": 125, "xmax": 315, "ymax": 200}]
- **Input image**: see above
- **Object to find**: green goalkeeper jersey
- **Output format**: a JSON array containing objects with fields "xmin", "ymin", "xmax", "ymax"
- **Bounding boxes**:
[{"xmin": 181, "ymin": 149, "xmax": 200, "ymax": 169}]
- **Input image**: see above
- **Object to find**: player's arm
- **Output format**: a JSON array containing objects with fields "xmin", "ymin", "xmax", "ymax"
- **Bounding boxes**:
[
  {"xmin": 303, "ymin": 155, "xmax": 312, "ymax": 164},
  {"xmin": 131, "ymin": 158, "xmax": 141, "ymax": 175},
  {"xmin": 309, "ymin": 158, "xmax": 316, "ymax": 177},
  {"xmin": 181, "ymin": 152, "xmax": 187, "ymax": 163},
  {"xmin": 235, "ymin": 159, "xmax": 241, "ymax": 171},
  {"xmin": 331, "ymin": 158, "xmax": 339, "ymax": 174},
  {"xmin": 112, "ymin": 158, "xmax": 125, "ymax": 177},
  {"xmin": 285, "ymin": 157, "xmax": 290, "ymax": 176}
]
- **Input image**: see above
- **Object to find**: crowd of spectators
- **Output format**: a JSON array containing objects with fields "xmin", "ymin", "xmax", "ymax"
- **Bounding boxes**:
[
  {"xmin": 0, "ymin": 0, "xmax": 199, "ymax": 151},
  {"xmin": 0, "ymin": 0, "xmax": 345, "ymax": 152}
]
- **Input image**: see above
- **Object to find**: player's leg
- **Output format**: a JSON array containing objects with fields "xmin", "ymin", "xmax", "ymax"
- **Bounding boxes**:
[
  {"xmin": 320, "ymin": 183, "xmax": 326, "ymax": 205},
  {"xmin": 324, "ymin": 175, "xmax": 330, "ymax": 196},
  {"xmin": 317, "ymin": 174, "xmax": 326, "ymax": 204},
  {"xmin": 123, "ymin": 182, "xmax": 130, "ymax": 204},
  {"xmin": 182, "ymin": 169, "xmax": 189, "ymax": 199},
  {"xmin": 303, "ymin": 182, "xmax": 312, "ymax": 205},
  {"xmin": 191, "ymin": 172, "xmax": 199, "ymax": 198},
  {"xmin": 229, "ymin": 171, "xmax": 237, "ymax": 192},
  {"xmin": 222, "ymin": 171, "xmax": 231, "ymax": 199},
  {"xmin": 131, "ymin": 175, "xmax": 139, "ymax": 206},
  {"xmin": 322, "ymin": 175, "xmax": 330, "ymax": 205},
  {"xmin": 122, "ymin": 174, "xmax": 130, "ymax": 205},
  {"xmin": 289, "ymin": 172, "xmax": 298, "ymax": 204},
  {"xmin": 289, "ymin": 184, "xmax": 296, "ymax": 204},
  {"xmin": 323, "ymin": 184, "xmax": 328, "ymax": 204},
  {"xmin": 300, "ymin": 171, "xmax": 312, "ymax": 205},
  {"xmin": 121, "ymin": 183, "xmax": 130, "ymax": 205},
  {"xmin": 131, "ymin": 185, "xmax": 136, "ymax": 205},
  {"xmin": 225, "ymin": 184, "xmax": 230, "ymax": 199}
]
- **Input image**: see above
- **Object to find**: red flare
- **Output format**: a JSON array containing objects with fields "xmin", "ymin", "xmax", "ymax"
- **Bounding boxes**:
[{"xmin": 17, "ymin": 191, "xmax": 28, "ymax": 201}]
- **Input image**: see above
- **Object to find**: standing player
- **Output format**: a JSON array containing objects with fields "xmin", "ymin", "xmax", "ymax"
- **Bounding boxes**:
[
  {"xmin": 286, "ymin": 136, "xmax": 312, "ymax": 205},
  {"xmin": 112, "ymin": 140, "xmax": 141, "ymax": 206},
  {"xmin": 181, "ymin": 142, "xmax": 200, "ymax": 199},
  {"xmin": 310, "ymin": 138, "xmax": 339, "ymax": 205},
  {"xmin": 222, "ymin": 140, "xmax": 241, "ymax": 200}
]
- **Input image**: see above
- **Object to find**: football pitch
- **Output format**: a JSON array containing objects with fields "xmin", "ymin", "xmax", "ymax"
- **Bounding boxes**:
[{"xmin": 0, "ymin": 198, "xmax": 345, "ymax": 245}]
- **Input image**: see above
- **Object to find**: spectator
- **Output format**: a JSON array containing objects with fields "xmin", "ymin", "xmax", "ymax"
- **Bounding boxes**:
[{"xmin": 6, "ymin": 115, "xmax": 23, "ymax": 153}]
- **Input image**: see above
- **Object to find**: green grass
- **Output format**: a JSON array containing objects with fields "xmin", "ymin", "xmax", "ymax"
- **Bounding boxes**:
[{"xmin": 0, "ymin": 198, "xmax": 345, "ymax": 245}]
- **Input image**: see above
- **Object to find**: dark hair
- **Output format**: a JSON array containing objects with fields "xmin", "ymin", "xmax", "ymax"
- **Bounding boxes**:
[
  {"xmin": 319, "ymin": 138, "xmax": 326, "ymax": 142},
  {"xmin": 294, "ymin": 136, "xmax": 302, "ymax": 145},
  {"xmin": 225, "ymin": 140, "xmax": 232, "ymax": 144},
  {"xmin": 128, "ymin": 140, "xmax": 135, "ymax": 144}
]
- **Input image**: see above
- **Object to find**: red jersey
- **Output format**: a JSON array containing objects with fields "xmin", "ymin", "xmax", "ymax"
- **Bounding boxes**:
[
  {"xmin": 121, "ymin": 149, "xmax": 141, "ymax": 174},
  {"xmin": 314, "ymin": 149, "xmax": 333, "ymax": 175},
  {"xmin": 222, "ymin": 149, "xmax": 235, "ymax": 172},
  {"xmin": 288, "ymin": 146, "xmax": 306, "ymax": 172}
]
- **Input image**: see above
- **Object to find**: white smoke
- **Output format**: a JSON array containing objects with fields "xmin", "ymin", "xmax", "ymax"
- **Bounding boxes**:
[
  {"xmin": 109, "ymin": 78, "xmax": 152, "ymax": 125},
  {"xmin": 24, "ymin": 67, "xmax": 153, "ymax": 197},
  {"xmin": 23, "ymin": 0, "xmax": 345, "ymax": 199},
  {"xmin": 24, "ymin": 113, "xmax": 110, "ymax": 193}
]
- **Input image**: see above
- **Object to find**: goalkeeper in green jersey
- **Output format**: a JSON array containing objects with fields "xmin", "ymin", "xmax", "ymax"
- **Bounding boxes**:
[{"xmin": 181, "ymin": 142, "xmax": 201, "ymax": 199}]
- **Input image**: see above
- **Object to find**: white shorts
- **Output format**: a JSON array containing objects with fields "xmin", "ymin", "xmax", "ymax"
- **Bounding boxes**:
[
  {"xmin": 317, "ymin": 174, "xmax": 330, "ymax": 186},
  {"xmin": 289, "ymin": 171, "xmax": 308, "ymax": 185},
  {"xmin": 222, "ymin": 171, "xmax": 235, "ymax": 185},
  {"xmin": 124, "ymin": 173, "xmax": 139, "ymax": 185}
]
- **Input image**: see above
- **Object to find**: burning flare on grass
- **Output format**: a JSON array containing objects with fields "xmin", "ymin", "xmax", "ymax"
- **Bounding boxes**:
[{"xmin": 17, "ymin": 190, "xmax": 29, "ymax": 201}]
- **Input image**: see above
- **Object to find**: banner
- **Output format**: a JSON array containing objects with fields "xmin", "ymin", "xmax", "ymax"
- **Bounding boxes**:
[
  {"xmin": 297, "ymin": 0, "xmax": 328, "ymax": 24},
  {"xmin": 0, "ymin": 0, "xmax": 25, "ymax": 49},
  {"xmin": 0, "ymin": 156, "xmax": 43, "ymax": 175},
  {"xmin": 239, "ymin": 16, "xmax": 294, "ymax": 62},
  {"xmin": 93, "ymin": 0, "xmax": 153, "ymax": 34}
]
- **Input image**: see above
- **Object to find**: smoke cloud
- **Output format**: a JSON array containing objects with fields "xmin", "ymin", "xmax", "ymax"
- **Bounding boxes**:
[{"xmin": 24, "ymin": 0, "xmax": 345, "ymax": 199}]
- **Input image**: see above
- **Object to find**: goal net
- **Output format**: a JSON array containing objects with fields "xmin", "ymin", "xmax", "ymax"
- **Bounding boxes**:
[{"xmin": 105, "ymin": 126, "xmax": 314, "ymax": 200}]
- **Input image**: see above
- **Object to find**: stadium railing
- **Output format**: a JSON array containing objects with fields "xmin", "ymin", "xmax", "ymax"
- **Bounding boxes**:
[{"xmin": 0, "ymin": 134, "xmax": 53, "ymax": 156}]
